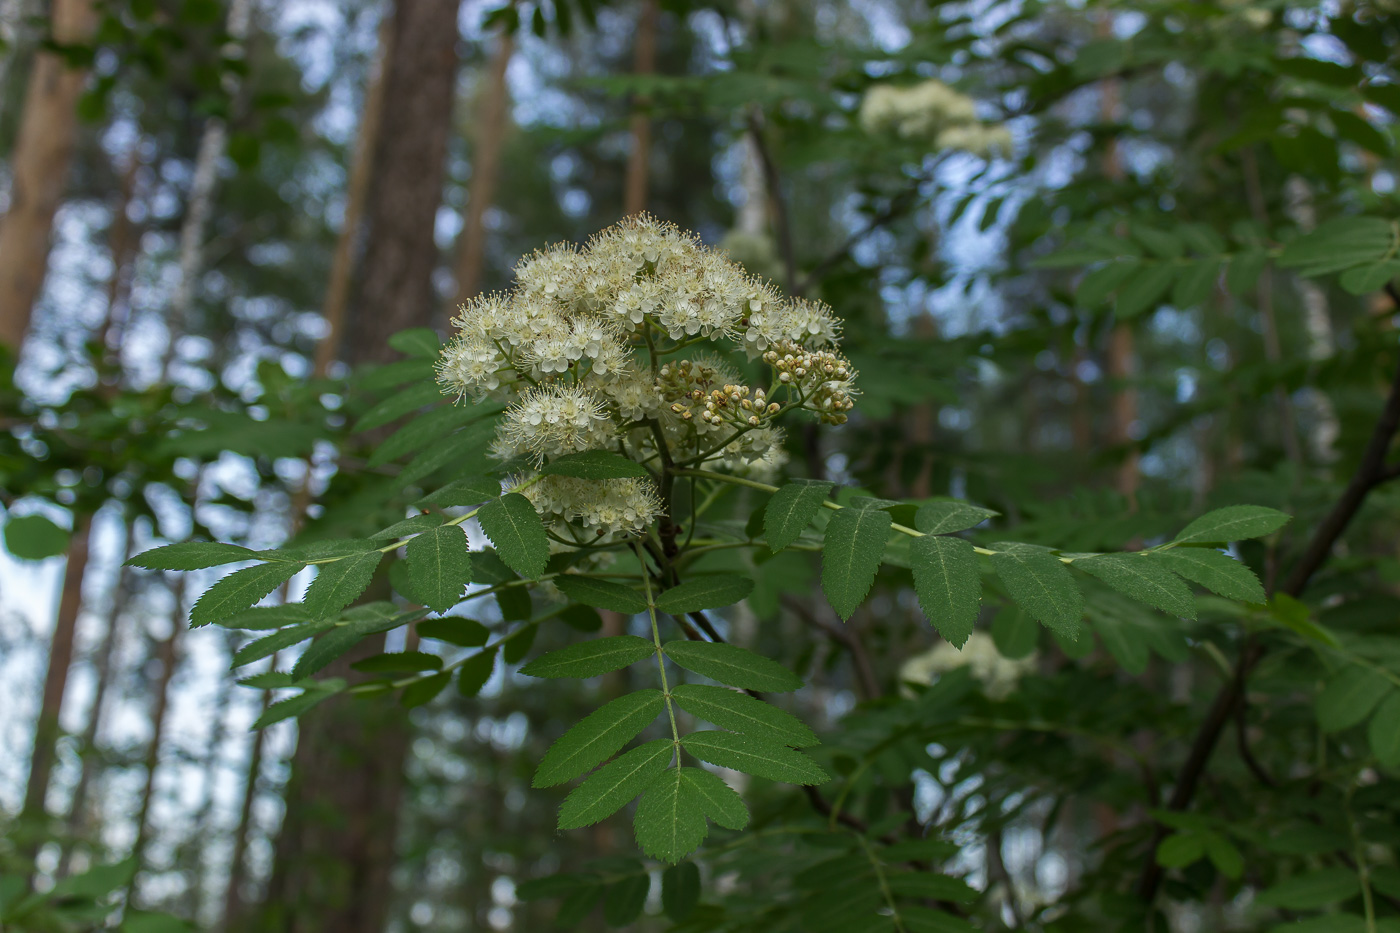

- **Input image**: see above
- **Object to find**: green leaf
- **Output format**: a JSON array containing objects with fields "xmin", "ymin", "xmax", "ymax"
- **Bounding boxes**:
[
  {"xmin": 671, "ymin": 684, "xmax": 817, "ymax": 747},
  {"xmin": 303, "ymin": 551, "xmax": 382, "ymax": 620},
  {"xmin": 990, "ymin": 604, "xmax": 1038, "ymax": 659},
  {"xmin": 680, "ymin": 767, "xmax": 748, "ymax": 830},
  {"xmin": 1155, "ymin": 833, "xmax": 1205, "ymax": 869},
  {"xmin": 989, "ymin": 543, "xmax": 1082, "ymax": 634},
  {"xmin": 231, "ymin": 620, "xmax": 334, "ymax": 667},
  {"xmin": 401, "ymin": 671, "xmax": 451, "ymax": 708},
  {"xmin": 252, "ymin": 688, "xmax": 338, "ymax": 730},
  {"xmin": 519, "ymin": 635, "xmax": 656, "ymax": 679},
  {"xmin": 1255, "ymin": 868, "xmax": 1359, "ymax": 909},
  {"xmin": 368, "ymin": 404, "xmax": 480, "ymax": 467},
  {"xmin": 351, "ymin": 651, "xmax": 442, "ymax": 673},
  {"xmin": 557, "ymin": 739, "xmax": 673, "ymax": 829},
  {"xmin": 663, "ymin": 640, "xmax": 803, "ymax": 692},
  {"xmin": 603, "ymin": 873, "xmax": 650, "ymax": 926},
  {"xmin": 1340, "ymin": 260, "xmax": 1400, "ymax": 296},
  {"xmin": 1172, "ymin": 505, "xmax": 1291, "ymax": 544},
  {"xmin": 654, "ymin": 575, "xmax": 754, "ymax": 614},
  {"xmin": 388, "ymin": 327, "xmax": 441, "ymax": 357},
  {"xmin": 354, "ymin": 380, "xmax": 444, "ymax": 433},
  {"xmin": 634, "ymin": 768, "xmax": 708, "ymax": 863},
  {"xmin": 127, "ymin": 541, "xmax": 261, "ymax": 571},
  {"xmin": 1368, "ymin": 692, "xmax": 1400, "ymax": 769},
  {"xmin": 1075, "ymin": 554, "xmax": 1197, "ymax": 619},
  {"xmin": 416, "ymin": 616, "xmax": 489, "ymax": 646},
  {"xmin": 217, "ymin": 604, "xmax": 311, "ymax": 631},
  {"xmin": 191, "ymin": 561, "xmax": 305, "ymax": 627},
  {"xmin": 1115, "ymin": 263, "xmax": 1174, "ymax": 318},
  {"xmin": 1204, "ymin": 833, "xmax": 1244, "ymax": 880},
  {"xmin": 372, "ymin": 514, "xmax": 443, "ymax": 541},
  {"xmin": 415, "ymin": 476, "xmax": 503, "ymax": 509},
  {"xmin": 502, "ymin": 623, "xmax": 537, "ymax": 663},
  {"xmin": 356, "ymin": 357, "xmax": 435, "ymax": 392},
  {"xmin": 405, "ymin": 525, "xmax": 472, "ymax": 613},
  {"xmin": 884, "ymin": 873, "xmax": 977, "ymax": 902},
  {"xmin": 914, "ymin": 500, "xmax": 997, "ymax": 535},
  {"xmin": 1171, "ymin": 260, "xmax": 1220, "ymax": 308},
  {"xmin": 4, "ymin": 514, "xmax": 72, "ymax": 560},
  {"xmin": 1267, "ymin": 593, "xmax": 1340, "ymax": 647},
  {"xmin": 1225, "ymin": 249, "xmax": 1268, "ymax": 295},
  {"xmin": 822, "ymin": 506, "xmax": 891, "ymax": 621},
  {"xmin": 1076, "ymin": 260, "xmax": 1137, "ymax": 307},
  {"xmin": 1155, "ymin": 548, "xmax": 1265, "ymax": 603},
  {"xmin": 539, "ymin": 449, "xmax": 648, "ymax": 479},
  {"xmin": 662, "ymin": 862, "xmax": 701, "ymax": 922},
  {"xmin": 399, "ymin": 418, "xmax": 500, "ymax": 486},
  {"xmin": 555, "ymin": 575, "xmax": 646, "ymax": 613},
  {"xmin": 764, "ymin": 479, "xmax": 833, "ymax": 552},
  {"xmin": 533, "ymin": 690, "xmax": 666, "ymax": 787},
  {"xmin": 478, "ymin": 494, "xmax": 549, "ymax": 579},
  {"xmin": 1317, "ymin": 667, "xmax": 1392, "ymax": 732},
  {"xmin": 1278, "ymin": 216, "xmax": 1394, "ymax": 277},
  {"xmin": 457, "ymin": 647, "xmax": 497, "ymax": 697},
  {"xmin": 680, "ymin": 731, "xmax": 829, "ymax": 785},
  {"xmin": 911, "ymin": 535, "xmax": 981, "ymax": 648},
  {"xmin": 900, "ymin": 905, "xmax": 978, "ymax": 933}
]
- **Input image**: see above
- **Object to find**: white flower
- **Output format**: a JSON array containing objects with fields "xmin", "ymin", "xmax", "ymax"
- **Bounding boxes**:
[
  {"xmin": 900, "ymin": 632, "xmax": 1036, "ymax": 701},
  {"xmin": 495, "ymin": 385, "xmax": 616, "ymax": 462}
]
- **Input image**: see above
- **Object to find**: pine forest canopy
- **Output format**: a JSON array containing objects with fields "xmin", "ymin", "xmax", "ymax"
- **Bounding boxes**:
[{"xmin": 0, "ymin": 1, "xmax": 1398, "ymax": 932}]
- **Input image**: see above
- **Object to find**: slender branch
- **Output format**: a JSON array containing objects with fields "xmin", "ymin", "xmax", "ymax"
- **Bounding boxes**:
[{"xmin": 745, "ymin": 109, "xmax": 796, "ymax": 295}]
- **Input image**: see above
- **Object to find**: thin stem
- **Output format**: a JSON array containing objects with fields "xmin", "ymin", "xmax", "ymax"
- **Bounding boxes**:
[{"xmin": 637, "ymin": 544, "xmax": 681, "ymax": 754}]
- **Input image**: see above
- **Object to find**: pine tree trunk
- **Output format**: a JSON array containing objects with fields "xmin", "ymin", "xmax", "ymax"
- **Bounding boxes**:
[
  {"xmin": 622, "ymin": 0, "xmax": 657, "ymax": 217},
  {"xmin": 0, "ymin": 0, "xmax": 98, "ymax": 352}
]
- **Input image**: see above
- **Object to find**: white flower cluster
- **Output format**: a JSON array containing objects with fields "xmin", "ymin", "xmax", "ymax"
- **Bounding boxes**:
[
  {"xmin": 858, "ymin": 80, "xmax": 1013, "ymax": 160},
  {"xmin": 899, "ymin": 632, "xmax": 1036, "ymax": 700},
  {"xmin": 436, "ymin": 214, "xmax": 857, "ymax": 537}
]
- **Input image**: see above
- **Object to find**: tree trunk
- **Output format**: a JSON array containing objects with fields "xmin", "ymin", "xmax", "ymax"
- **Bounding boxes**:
[
  {"xmin": 19, "ymin": 511, "xmax": 94, "ymax": 858},
  {"xmin": 250, "ymin": 3, "xmax": 461, "ymax": 930},
  {"xmin": 622, "ymin": 0, "xmax": 657, "ymax": 217},
  {"xmin": 0, "ymin": 0, "xmax": 98, "ymax": 353},
  {"xmin": 448, "ymin": 30, "xmax": 513, "ymax": 310}
]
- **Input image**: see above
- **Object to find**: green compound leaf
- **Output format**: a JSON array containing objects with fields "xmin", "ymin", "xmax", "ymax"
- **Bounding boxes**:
[
  {"xmin": 654, "ymin": 575, "xmax": 754, "ymax": 614},
  {"xmin": 680, "ymin": 731, "xmax": 829, "ymax": 785},
  {"xmin": 457, "ymin": 646, "xmax": 497, "ymax": 697},
  {"xmin": 911, "ymin": 534, "xmax": 981, "ymax": 648},
  {"xmin": 679, "ymin": 767, "xmax": 748, "ymax": 830},
  {"xmin": 533, "ymin": 690, "xmax": 666, "ymax": 788},
  {"xmin": 1155, "ymin": 547, "xmax": 1265, "ymax": 604},
  {"xmin": 557, "ymin": 738, "xmax": 673, "ymax": 830},
  {"xmin": 662, "ymin": 862, "xmax": 701, "ymax": 923},
  {"xmin": 405, "ymin": 524, "xmax": 472, "ymax": 613},
  {"xmin": 191, "ymin": 561, "xmax": 305, "ymax": 628},
  {"xmin": 1172, "ymin": 505, "xmax": 1291, "ymax": 545},
  {"xmin": 127, "ymin": 541, "xmax": 261, "ymax": 571},
  {"xmin": 303, "ymin": 550, "xmax": 382, "ymax": 620},
  {"xmin": 232, "ymin": 620, "xmax": 334, "ymax": 667},
  {"xmin": 764, "ymin": 479, "xmax": 833, "ymax": 552},
  {"xmin": 989, "ymin": 543, "xmax": 1083, "ymax": 634},
  {"xmin": 914, "ymin": 500, "xmax": 997, "ymax": 535},
  {"xmin": 821, "ymin": 506, "xmax": 891, "ymax": 621},
  {"xmin": 368, "ymin": 404, "xmax": 479, "ymax": 467},
  {"xmin": 555, "ymin": 575, "xmax": 647, "ymax": 614},
  {"xmin": 1317, "ymin": 667, "xmax": 1392, "ymax": 733},
  {"xmin": 478, "ymin": 493, "xmax": 550, "ymax": 579},
  {"xmin": 663, "ymin": 640, "xmax": 803, "ymax": 693},
  {"xmin": 540, "ymin": 449, "xmax": 649, "ymax": 479},
  {"xmin": 671, "ymin": 684, "xmax": 816, "ymax": 747},
  {"xmin": 519, "ymin": 635, "xmax": 656, "ymax": 679},
  {"xmin": 354, "ymin": 379, "xmax": 444, "ymax": 433},
  {"xmin": 634, "ymin": 768, "xmax": 709, "ymax": 864},
  {"xmin": 1075, "ymin": 553, "xmax": 1197, "ymax": 620}
]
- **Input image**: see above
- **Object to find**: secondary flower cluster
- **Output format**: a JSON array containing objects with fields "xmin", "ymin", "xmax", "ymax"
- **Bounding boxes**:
[
  {"xmin": 858, "ymin": 79, "xmax": 1013, "ymax": 160},
  {"xmin": 436, "ymin": 215, "xmax": 858, "ymax": 538}
]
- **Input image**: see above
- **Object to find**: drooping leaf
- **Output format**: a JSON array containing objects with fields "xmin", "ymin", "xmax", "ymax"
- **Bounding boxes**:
[
  {"xmin": 1277, "ymin": 216, "xmax": 1394, "ymax": 277},
  {"xmin": 533, "ymin": 690, "xmax": 666, "ymax": 787},
  {"xmin": 663, "ymin": 640, "xmax": 803, "ymax": 692},
  {"xmin": 671, "ymin": 684, "xmax": 816, "ymax": 747},
  {"xmin": 231, "ymin": 620, "xmax": 334, "ymax": 667},
  {"xmin": 354, "ymin": 379, "xmax": 444, "ymax": 433},
  {"xmin": 1316, "ymin": 667, "xmax": 1392, "ymax": 732},
  {"xmin": 884, "ymin": 873, "xmax": 978, "ymax": 902},
  {"xmin": 191, "ymin": 561, "xmax": 305, "ymax": 627},
  {"xmin": 368, "ymin": 404, "xmax": 483, "ymax": 467},
  {"xmin": 1156, "ymin": 548, "xmax": 1265, "ymax": 604},
  {"xmin": 1254, "ymin": 868, "xmax": 1359, "ymax": 909},
  {"xmin": 679, "ymin": 767, "xmax": 748, "ymax": 830},
  {"xmin": 540, "ymin": 449, "xmax": 649, "ymax": 479},
  {"xmin": 914, "ymin": 500, "xmax": 997, "ymax": 535},
  {"xmin": 401, "ymin": 671, "xmax": 451, "ymax": 708},
  {"xmin": 654, "ymin": 575, "xmax": 754, "ymax": 614},
  {"xmin": 127, "ymin": 540, "xmax": 261, "ymax": 571},
  {"xmin": 457, "ymin": 647, "xmax": 498, "ymax": 697},
  {"xmin": 416, "ymin": 616, "xmax": 489, "ymax": 646},
  {"xmin": 1075, "ymin": 554, "xmax": 1197, "ymax": 619},
  {"xmin": 911, "ymin": 535, "xmax": 981, "ymax": 648},
  {"xmin": 220, "ymin": 604, "xmax": 311, "ymax": 631},
  {"xmin": 764, "ymin": 479, "xmax": 832, "ymax": 552},
  {"xmin": 680, "ymin": 731, "xmax": 829, "ymax": 785},
  {"xmin": 478, "ymin": 494, "xmax": 549, "ymax": 579},
  {"xmin": 303, "ymin": 550, "xmax": 382, "ymax": 620},
  {"xmin": 405, "ymin": 524, "xmax": 472, "ymax": 613},
  {"xmin": 252, "ymin": 687, "xmax": 339, "ymax": 730},
  {"xmin": 603, "ymin": 873, "xmax": 651, "ymax": 926},
  {"xmin": 821, "ymin": 506, "xmax": 891, "ymax": 620},
  {"xmin": 557, "ymin": 739, "xmax": 674, "ymax": 829},
  {"xmin": 291, "ymin": 610, "xmax": 410, "ymax": 679},
  {"xmin": 501, "ymin": 622, "xmax": 537, "ymax": 663},
  {"xmin": 633, "ymin": 767, "xmax": 708, "ymax": 863},
  {"xmin": 662, "ymin": 862, "xmax": 701, "ymax": 922},
  {"xmin": 1115, "ymin": 263, "xmax": 1174, "ymax": 317},
  {"xmin": 989, "ymin": 543, "xmax": 1083, "ymax": 634},
  {"xmin": 519, "ymin": 635, "xmax": 656, "ymax": 679},
  {"xmin": 555, "ymin": 575, "xmax": 647, "ymax": 613},
  {"xmin": 1172, "ymin": 505, "xmax": 1291, "ymax": 545}
]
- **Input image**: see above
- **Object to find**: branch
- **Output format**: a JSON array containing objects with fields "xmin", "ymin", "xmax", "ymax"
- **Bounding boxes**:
[
  {"xmin": 745, "ymin": 109, "xmax": 797, "ymax": 296},
  {"xmin": 795, "ymin": 177, "xmax": 927, "ymax": 296},
  {"xmin": 782, "ymin": 595, "xmax": 880, "ymax": 700}
]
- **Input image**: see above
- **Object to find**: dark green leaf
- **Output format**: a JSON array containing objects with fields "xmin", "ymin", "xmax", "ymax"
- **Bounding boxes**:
[
  {"xmin": 401, "ymin": 671, "xmax": 451, "ymax": 708},
  {"xmin": 533, "ymin": 690, "xmax": 666, "ymax": 787},
  {"xmin": 303, "ymin": 551, "xmax": 382, "ymax": 620},
  {"xmin": 1368, "ymin": 691, "xmax": 1400, "ymax": 769},
  {"xmin": 388, "ymin": 327, "xmax": 441, "ymax": 358},
  {"xmin": 911, "ymin": 535, "xmax": 981, "ymax": 648},
  {"xmin": 372, "ymin": 514, "xmax": 444, "ymax": 541},
  {"xmin": 253, "ymin": 688, "xmax": 338, "ymax": 730},
  {"xmin": 416, "ymin": 616, "xmax": 489, "ymax": 646},
  {"xmin": 1115, "ymin": 263, "xmax": 1174, "ymax": 318},
  {"xmin": 990, "ymin": 605, "xmax": 1038, "ymax": 659},
  {"xmin": 354, "ymin": 380, "xmax": 444, "ymax": 433},
  {"xmin": 654, "ymin": 575, "xmax": 754, "ymax": 614},
  {"xmin": 520, "ymin": 635, "xmax": 656, "ymax": 679},
  {"xmin": 989, "ymin": 543, "xmax": 1082, "ymax": 634},
  {"xmin": 231, "ymin": 620, "xmax": 334, "ymax": 667},
  {"xmin": 457, "ymin": 647, "xmax": 497, "ymax": 697},
  {"xmin": 1278, "ymin": 216, "xmax": 1393, "ymax": 276},
  {"xmin": 1173, "ymin": 505, "xmax": 1291, "ymax": 544},
  {"xmin": 884, "ymin": 873, "xmax": 977, "ymax": 902},
  {"xmin": 634, "ymin": 768, "xmax": 708, "ymax": 863},
  {"xmin": 671, "ymin": 684, "xmax": 817, "ymax": 747},
  {"xmin": 680, "ymin": 731, "xmax": 829, "ymax": 785},
  {"xmin": 368, "ymin": 404, "xmax": 481, "ymax": 467},
  {"xmin": 502, "ymin": 623, "xmax": 537, "ymax": 663},
  {"xmin": 764, "ymin": 479, "xmax": 833, "ymax": 552},
  {"xmin": 478, "ymin": 494, "xmax": 549, "ymax": 579},
  {"xmin": 662, "ymin": 862, "xmax": 701, "ymax": 922},
  {"xmin": 603, "ymin": 873, "xmax": 650, "ymax": 926},
  {"xmin": 127, "ymin": 541, "xmax": 260, "ymax": 571},
  {"xmin": 1156, "ymin": 548, "xmax": 1265, "ymax": 603},
  {"xmin": 1171, "ymin": 260, "xmax": 1220, "ymax": 308},
  {"xmin": 557, "ymin": 739, "xmax": 674, "ymax": 829},
  {"xmin": 4, "ymin": 514, "xmax": 72, "ymax": 560},
  {"xmin": 1317, "ymin": 668, "xmax": 1392, "ymax": 732},
  {"xmin": 1075, "ymin": 554, "xmax": 1197, "ymax": 619},
  {"xmin": 822, "ymin": 506, "xmax": 891, "ymax": 620},
  {"xmin": 405, "ymin": 525, "xmax": 472, "ymax": 613},
  {"xmin": 914, "ymin": 500, "xmax": 997, "ymax": 535},
  {"xmin": 191, "ymin": 561, "xmax": 304, "ymax": 627},
  {"xmin": 540, "ymin": 449, "xmax": 649, "ymax": 479},
  {"xmin": 351, "ymin": 651, "xmax": 442, "ymax": 673},
  {"xmin": 680, "ymin": 767, "xmax": 748, "ymax": 829},
  {"xmin": 415, "ymin": 476, "xmax": 502, "ymax": 508},
  {"xmin": 663, "ymin": 640, "xmax": 803, "ymax": 692},
  {"xmin": 555, "ymin": 575, "xmax": 646, "ymax": 613},
  {"xmin": 1255, "ymin": 868, "xmax": 1359, "ymax": 909}
]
